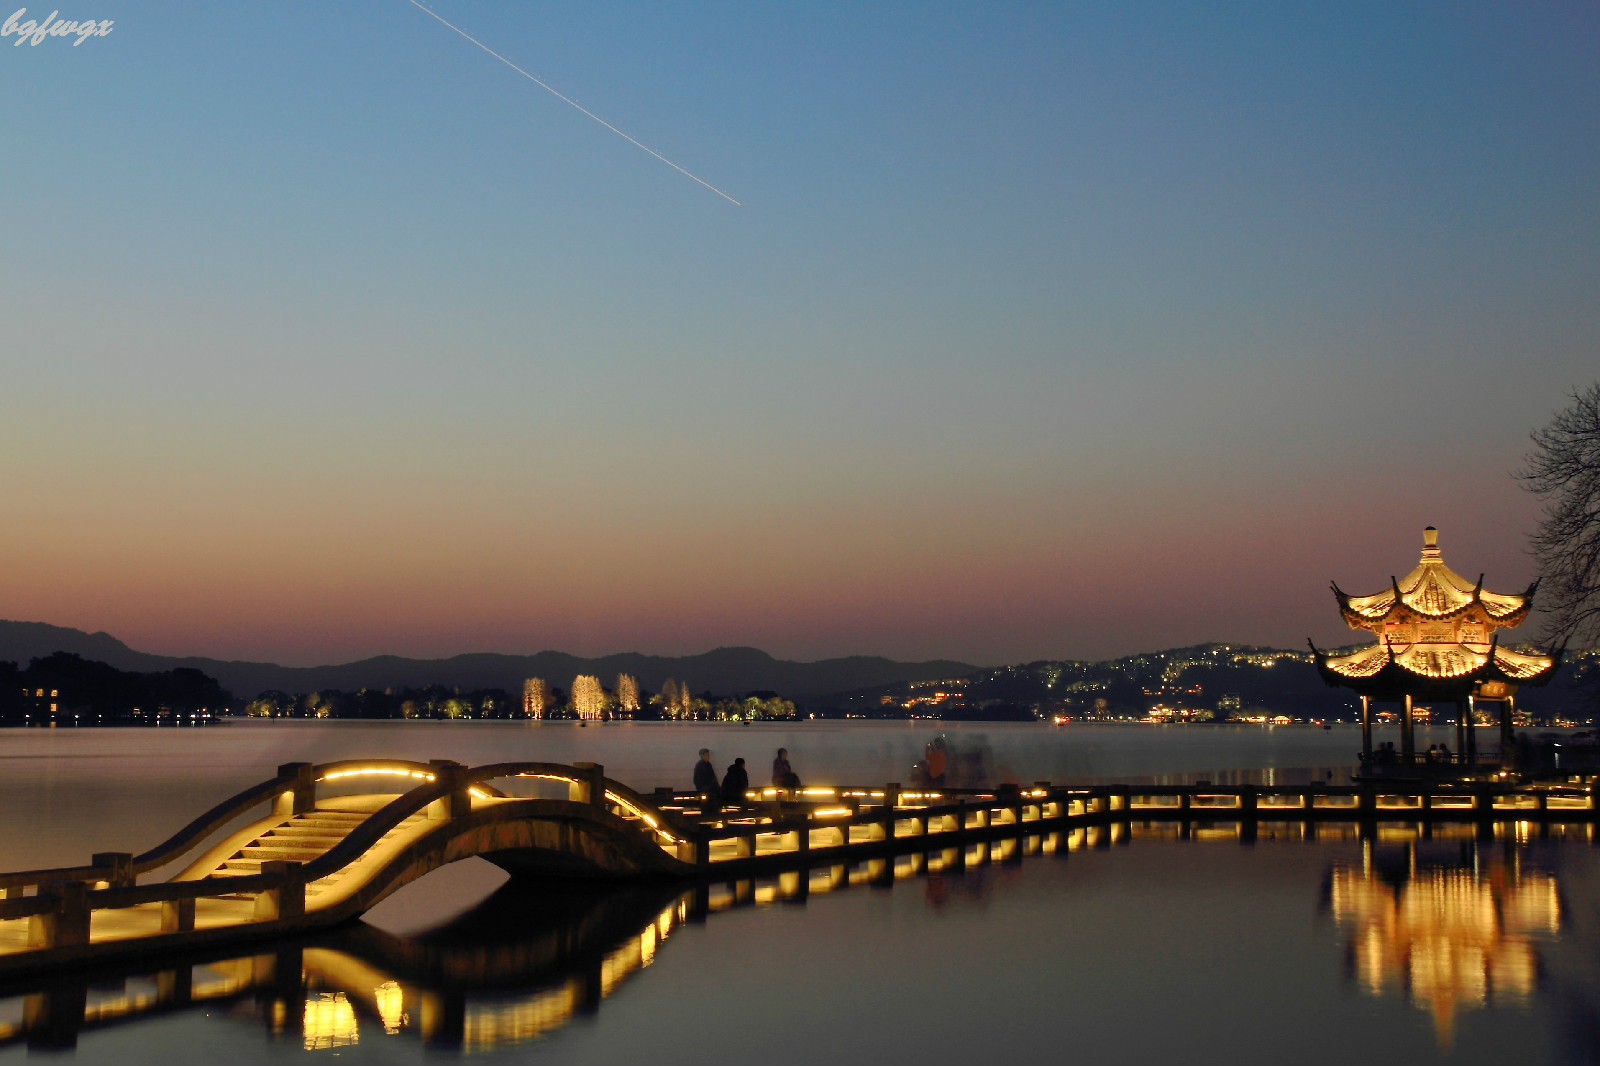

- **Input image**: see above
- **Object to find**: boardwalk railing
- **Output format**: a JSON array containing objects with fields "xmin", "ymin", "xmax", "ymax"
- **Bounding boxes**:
[{"xmin": 0, "ymin": 760, "xmax": 1594, "ymax": 976}]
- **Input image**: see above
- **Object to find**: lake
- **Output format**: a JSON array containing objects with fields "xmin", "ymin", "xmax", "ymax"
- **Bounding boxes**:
[{"xmin": 1, "ymin": 721, "xmax": 1595, "ymax": 1064}]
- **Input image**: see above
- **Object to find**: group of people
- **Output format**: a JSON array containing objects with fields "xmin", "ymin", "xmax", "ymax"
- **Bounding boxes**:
[
  {"xmin": 693, "ymin": 747, "xmax": 802, "ymax": 808},
  {"xmin": 1362, "ymin": 740, "xmax": 1457, "ymax": 765}
]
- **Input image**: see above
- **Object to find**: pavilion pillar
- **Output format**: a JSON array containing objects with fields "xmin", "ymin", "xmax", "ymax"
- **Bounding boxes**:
[
  {"xmin": 1401, "ymin": 694, "xmax": 1415, "ymax": 764},
  {"xmin": 1360, "ymin": 697, "xmax": 1372, "ymax": 762},
  {"xmin": 1466, "ymin": 696, "xmax": 1478, "ymax": 764},
  {"xmin": 1501, "ymin": 695, "xmax": 1516, "ymax": 758},
  {"xmin": 1455, "ymin": 701, "xmax": 1466, "ymax": 764}
]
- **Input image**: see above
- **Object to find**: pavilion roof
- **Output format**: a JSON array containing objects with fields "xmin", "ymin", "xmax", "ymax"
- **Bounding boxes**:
[
  {"xmin": 1332, "ymin": 528, "xmax": 1535, "ymax": 628},
  {"xmin": 1310, "ymin": 639, "xmax": 1558, "ymax": 697}
]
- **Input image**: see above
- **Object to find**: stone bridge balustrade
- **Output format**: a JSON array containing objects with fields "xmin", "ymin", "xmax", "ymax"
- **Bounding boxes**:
[{"xmin": 0, "ymin": 760, "xmax": 1593, "ymax": 978}]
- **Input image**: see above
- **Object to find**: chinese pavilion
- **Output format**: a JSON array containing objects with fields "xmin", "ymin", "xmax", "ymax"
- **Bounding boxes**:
[{"xmin": 1310, "ymin": 527, "xmax": 1559, "ymax": 768}]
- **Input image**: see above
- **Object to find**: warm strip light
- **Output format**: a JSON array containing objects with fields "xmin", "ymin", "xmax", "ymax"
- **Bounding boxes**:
[
  {"xmin": 604, "ymin": 790, "xmax": 675, "ymax": 841},
  {"xmin": 318, "ymin": 769, "xmax": 435, "ymax": 782},
  {"xmin": 812, "ymin": 807, "xmax": 853, "ymax": 818}
]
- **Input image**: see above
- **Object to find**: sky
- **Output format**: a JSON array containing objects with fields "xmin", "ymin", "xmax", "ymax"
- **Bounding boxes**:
[{"xmin": 1, "ymin": 2, "xmax": 1597, "ymax": 667}]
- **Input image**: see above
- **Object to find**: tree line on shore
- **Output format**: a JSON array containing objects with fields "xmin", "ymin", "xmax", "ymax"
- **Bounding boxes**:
[{"xmin": 243, "ymin": 674, "xmax": 799, "ymax": 722}]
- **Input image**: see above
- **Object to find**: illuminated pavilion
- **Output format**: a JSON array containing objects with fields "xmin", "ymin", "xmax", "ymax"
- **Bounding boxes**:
[{"xmin": 1310, "ymin": 527, "xmax": 1560, "ymax": 768}]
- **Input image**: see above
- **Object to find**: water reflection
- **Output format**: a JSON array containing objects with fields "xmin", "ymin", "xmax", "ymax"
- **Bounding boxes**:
[
  {"xmin": 1327, "ymin": 840, "xmax": 1561, "ymax": 1049},
  {"xmin": 0, "ymin": 880, "xmax": 688, "ymax": 1054},
  {"xmin": 3, "ymin": 826, "xmax": 1597, "ymax": 1059}
]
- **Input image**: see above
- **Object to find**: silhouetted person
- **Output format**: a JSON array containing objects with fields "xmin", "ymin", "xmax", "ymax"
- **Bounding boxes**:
[
  {"xmin": 693, "ymin": 749, "xmax": 720, "ymax": 811},
  {"xmin": 772, "ymin": 748, "xmax": 800, "ymax": 788},
  {"xmin": 722, "ymin": 758, "xmax": 749, "ymax": 806},
  {"xmin": 925, "ymin": 737, "xmax": 948, "ymax": 787}
]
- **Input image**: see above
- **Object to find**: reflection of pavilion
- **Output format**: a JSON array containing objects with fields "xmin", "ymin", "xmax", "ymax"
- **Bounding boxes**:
[
  {"xmin": 1312, "ymin": 527, "xmax": 1559, "ymax": 769},
  {"xmin": 1327, "ymin": 842, "xmax": 1559, "ymax": 1048}
]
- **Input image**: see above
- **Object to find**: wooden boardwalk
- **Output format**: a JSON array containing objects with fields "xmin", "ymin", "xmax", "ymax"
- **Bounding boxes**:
[{"xmin": 0, "ymin": 758, "xmax": 1594, "ymax": 978}]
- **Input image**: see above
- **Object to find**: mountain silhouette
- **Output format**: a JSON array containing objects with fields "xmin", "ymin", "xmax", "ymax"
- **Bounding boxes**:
[{"xmin": 0, "ymin": 620, "xmax": 976, "ymax": 699}]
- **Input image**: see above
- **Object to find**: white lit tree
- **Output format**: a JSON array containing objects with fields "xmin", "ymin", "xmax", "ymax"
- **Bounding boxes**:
[
  {"xmin": 571, "ymin": 675, "xmax": 606, "ymax": 720},
  {"xmin": 522, "ymin": 677, "xmax": 551, "ymax": 719},
  {"xmin": 616, "ymin": 674, "xmax": 640, "ymax": 716}
]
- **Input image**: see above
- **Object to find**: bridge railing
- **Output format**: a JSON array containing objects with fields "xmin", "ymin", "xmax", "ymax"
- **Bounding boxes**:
[
  {"xmin": 0, "ymin": 764, "xmax": 320, "ymax": 898},
  {"xmin": 2, "ymin": 764, "xmax": 1596, "ymax": 957}
]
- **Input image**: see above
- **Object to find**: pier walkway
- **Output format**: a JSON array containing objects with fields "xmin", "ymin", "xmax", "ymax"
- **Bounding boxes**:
[{"xmin": 0, "ymin": 758, "xmax": 1594, "ymax": 977}]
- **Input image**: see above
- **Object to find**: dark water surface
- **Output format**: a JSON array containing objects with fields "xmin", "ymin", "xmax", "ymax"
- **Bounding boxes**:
[{"xmin": 1, "ymin": 722, "xmax": 1595, "ymax": 1064}]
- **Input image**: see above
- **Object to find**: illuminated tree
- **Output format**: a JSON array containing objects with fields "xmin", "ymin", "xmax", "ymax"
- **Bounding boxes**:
[
  {"xmin": 678, "ymin": 682, "xmax": 694, "ymax": 719},
  {"xmin": 522, "ymin": 677, "xmax": 551, "ymax": 719},
  {"xmin": 1520, "ymin": 383, "xmax": 1600, "ymax": 650},
  {"xmin": 616, "ymin": 674, "xmax": 640, "ymax": 715},
  {"xmin": 571, "ymin": 675, "xmax": 605, "ymax": 720},
  {"xmin": 660, "ymin": 678, "xmax": 681, "ymax": 720}
]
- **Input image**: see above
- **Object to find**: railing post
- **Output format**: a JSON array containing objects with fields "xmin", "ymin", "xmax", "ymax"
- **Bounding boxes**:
[
  {"xmin": 255, "ymin": 860, "xmax": 305, "ymax": 921},
  {"xmin": 91, "ymin": 852, "xmax": 135, "ymax": 889},
  {"xmin": 275, "ymin": 762, "xmax": 316, "ymax": 818},
  {"xmin": 29, "ymin": 882, "xmax": 90, "ymax": 950},
  {"xmin": 160, "ymin": 897, "xmax": 196, "ymax": 934},
  {"xmin": 570, "ymin": 762, "xmax": 606, "ymax": 810},
  {"xmin": 677, "ymin": 837, "xmax": 709, "ymax": 868},
  {"xmin": 428, "ymin": 760, "xmax": 471, "ymax": 820}
]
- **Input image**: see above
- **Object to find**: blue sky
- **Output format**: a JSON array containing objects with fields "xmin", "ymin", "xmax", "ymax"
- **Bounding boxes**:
[{"xmin": 1, "ymin": 2, "xmax": 1596, "ymax": 665}]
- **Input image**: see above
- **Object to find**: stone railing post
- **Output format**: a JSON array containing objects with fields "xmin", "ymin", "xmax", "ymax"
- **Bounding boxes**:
[
  {"xmin": 91, "ymin": 852, "xmax": 135, "ymax": 889},
  {"xmin": 274, "ymin": 762, "xmax": 316, "ymax": 818},
  {"xmin": 161, "ymin": 896, "xmax": 196, "ymax": 934},
  {"xmin": 570, "ymin": 762, "xmax": 606, "ymax": 810},
  {"xmin": 29, "ymin": 881, "xmax": 90, "ymax": 950},
  {"xmin": 428, "ymin": 760, "xmax": 471, "ymax": 820},
  {"xmin": 255, "ymin": 860, "xmax": 305, "ymax": 921}
]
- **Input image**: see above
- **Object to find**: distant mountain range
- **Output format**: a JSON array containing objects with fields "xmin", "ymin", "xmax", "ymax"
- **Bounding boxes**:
[{"xmin": 0, "ymin": 620, "xmax": 978, "ymax": 700}]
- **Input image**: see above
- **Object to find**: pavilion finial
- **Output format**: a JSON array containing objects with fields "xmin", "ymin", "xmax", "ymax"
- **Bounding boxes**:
[{"xmin": 1420, "ymin": 526, "xmax": 1441, "ymax": 563}]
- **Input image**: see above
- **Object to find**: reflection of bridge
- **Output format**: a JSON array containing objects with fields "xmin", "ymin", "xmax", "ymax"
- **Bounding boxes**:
[
  {"xmin": 0, "ymin": 807, "xmax": 1592, "ymax": 1053},
  {"xmin": 0, "ymin": 759, "xmax": 1594, "ymax": 977}
]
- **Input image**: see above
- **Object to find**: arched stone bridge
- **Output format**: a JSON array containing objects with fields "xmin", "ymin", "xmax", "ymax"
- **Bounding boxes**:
[{"xmin": 0, "ymin": 758, "xmax": 1592, "ymax": 976}]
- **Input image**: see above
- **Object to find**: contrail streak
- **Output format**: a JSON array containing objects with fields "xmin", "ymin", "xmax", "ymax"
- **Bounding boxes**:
[{"xmin": 407, "ymin": 0, "xmax": 741, "ymax": 206}]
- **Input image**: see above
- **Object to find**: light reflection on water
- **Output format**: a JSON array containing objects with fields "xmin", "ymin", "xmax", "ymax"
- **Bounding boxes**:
[
  {"xmin": 2, "ymin": 828, "xmax": 1599, "ymax": 1064},
  {"xmin": 3, "ymin": 725, "xmax": 1600, "ymax": 1064}
]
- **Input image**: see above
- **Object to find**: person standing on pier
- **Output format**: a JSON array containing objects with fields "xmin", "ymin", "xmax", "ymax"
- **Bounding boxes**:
[
  {"xmin": 772, "ymin": 748, "xmax": 800, "ymax": 788},
  {"xmin": 722, "ymin": 757, "xmax": 750, "ymax": 807},
  {"xmin": 694, "ymin": 749, "xmax": 720, "ymax": 812}
]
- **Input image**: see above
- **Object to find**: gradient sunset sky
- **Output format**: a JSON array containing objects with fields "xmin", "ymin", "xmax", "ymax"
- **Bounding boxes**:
[{"xmin": 2, "ymin": 2, "xmax": 1596, "ymax": 666}]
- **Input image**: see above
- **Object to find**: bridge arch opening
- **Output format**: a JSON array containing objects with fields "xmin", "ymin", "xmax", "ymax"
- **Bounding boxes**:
[{"xmin": 361, "ymin": 856, "xmax": 508, "ymax": 937}]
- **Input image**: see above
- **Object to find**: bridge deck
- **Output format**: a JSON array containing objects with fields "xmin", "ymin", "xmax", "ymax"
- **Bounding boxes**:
[{"xmin": 0, "ymin": 757, "xmax": 1592, "ymax": 978}]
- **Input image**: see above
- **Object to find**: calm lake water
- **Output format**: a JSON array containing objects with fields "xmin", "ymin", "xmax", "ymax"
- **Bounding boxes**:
[{"xmin": 2, "ymin": 721, "xmax": 1595, "ymax": 1064}]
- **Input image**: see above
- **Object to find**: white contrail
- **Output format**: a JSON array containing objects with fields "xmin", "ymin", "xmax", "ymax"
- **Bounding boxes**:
[{"xmin": 407, "ymin": 0, "xmax": 741, "ymax": 206}]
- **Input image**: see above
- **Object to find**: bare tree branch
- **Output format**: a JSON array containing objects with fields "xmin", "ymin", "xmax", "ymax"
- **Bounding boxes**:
[{"xmin": 1517, "ymin": 382, "xmax": 1600, "ymax": 648}]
